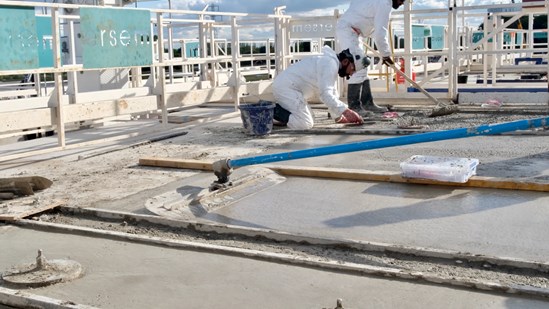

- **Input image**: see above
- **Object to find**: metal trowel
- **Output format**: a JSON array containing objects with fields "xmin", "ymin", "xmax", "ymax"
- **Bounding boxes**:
[{"xmin": 145, "ymin": 166, "xmax": 286, "ymax": 220}]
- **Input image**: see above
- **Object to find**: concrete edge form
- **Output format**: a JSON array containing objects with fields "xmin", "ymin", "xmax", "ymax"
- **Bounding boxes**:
[
  {"xmin": 0, "ymin": 286, "xmax": 99, "ymax": 309},
  {"xmin": 54, "ymin": 206, "xmax": 549, "ymax": 271},
  {"xmin": 11, "ymin": 208, "xmax": 549, "ymax": 299}
]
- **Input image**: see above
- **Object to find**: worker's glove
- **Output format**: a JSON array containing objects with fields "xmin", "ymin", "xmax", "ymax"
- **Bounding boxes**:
[
  {"xmin": 336, "ymin": 109, "xmax": 364, "ymax": 125},
  {"xmin": 382, "ymin": 56, "xmax": 395, "ymax": 66}
]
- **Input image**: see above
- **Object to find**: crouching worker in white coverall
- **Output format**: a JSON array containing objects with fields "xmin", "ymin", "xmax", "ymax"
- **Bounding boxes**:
[
  {"xmin": 336, "ymin": 0, "xmax": 406, "ymax": 115},
  {"xmin": 272, "ymin": 46, "xmax": 363, "ymax": 130}
]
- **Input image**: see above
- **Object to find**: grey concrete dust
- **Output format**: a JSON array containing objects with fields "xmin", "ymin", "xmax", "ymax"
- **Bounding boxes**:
[{"xmin": 311, "ymin": 108, "xmax": 548, "ymax": 131}]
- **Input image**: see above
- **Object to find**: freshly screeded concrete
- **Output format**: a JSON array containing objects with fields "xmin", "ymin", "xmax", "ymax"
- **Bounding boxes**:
[{"xmin": 0, "ymin": 108, "xmax": 548, "ymax": 308}]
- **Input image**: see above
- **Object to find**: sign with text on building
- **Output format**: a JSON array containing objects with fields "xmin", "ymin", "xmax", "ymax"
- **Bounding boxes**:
[
  {"xmin": 289, "ymin": 17, "xmax": 336, "ymax": 39},
  {"xmin": 0, "ymin": 6, "xmax": 39, "ymax": 70},
  {"xmin": 80, "ymin": 7, "xmax": 153, "ymax": 69}
]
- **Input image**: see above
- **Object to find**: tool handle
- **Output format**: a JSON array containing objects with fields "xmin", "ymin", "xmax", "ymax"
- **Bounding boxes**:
[
  {"xmin": 362, "ymin": 44, "xmax": 441, "ymax": 105},
  {"xmin": 389, "ymin": 63, "xmax": 439, "ymax": 103}
]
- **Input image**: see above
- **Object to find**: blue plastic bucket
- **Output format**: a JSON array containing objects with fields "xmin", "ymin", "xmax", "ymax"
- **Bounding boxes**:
[{"xmin": 238, "ymin": 100, "xmax": 276, "ymax": 136}]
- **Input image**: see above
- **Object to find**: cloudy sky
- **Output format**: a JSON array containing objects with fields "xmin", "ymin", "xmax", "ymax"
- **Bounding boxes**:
[
  {"xmin": 130, "ymin": 0, "xmax": 517, "ymax": 39},
  {"xmin": 135, "ymin": 0, "xmax": 515, "ymax": 15}
]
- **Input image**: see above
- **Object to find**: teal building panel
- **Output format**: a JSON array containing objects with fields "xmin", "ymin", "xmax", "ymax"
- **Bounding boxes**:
[
  {"xmin": 412, "ymin": 25, "xmax": 426, "ymax": 50},
  {"xmin": 0, "ymin": 6, "xmax": 39, "ymax": 70},
  {"xmin": 80, "ymin": 7, "xmax": 153, "ymax": 69},
  {"xmin": 430, "ymin": 25, "xmax": 445, "ymax": 50},
  {"xmin": 36, "ymin": 16, "xmax": 54, "ymax": 68}
]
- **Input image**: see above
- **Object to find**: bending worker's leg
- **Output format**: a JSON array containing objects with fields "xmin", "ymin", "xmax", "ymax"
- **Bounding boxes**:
[{"xmin": 273, "ymin": 88, "xmax": 314, "ymax": 130}]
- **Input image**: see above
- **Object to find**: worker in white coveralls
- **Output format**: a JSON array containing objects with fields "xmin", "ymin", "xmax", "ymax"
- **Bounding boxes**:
[
  {"xmin": 336, "ymin": 0, "xmax": 406, "ymax": 115},
  {"xmin": 272, "ymin": 46, "xmax": 364, "ymax": 130}
]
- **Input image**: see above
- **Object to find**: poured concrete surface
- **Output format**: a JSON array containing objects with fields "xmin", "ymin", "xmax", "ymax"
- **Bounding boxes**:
[
  {"xmin": 0, "ymin": 111, "xmax": 548, "ymax": 307},
  {"xmin": 204, "ymin": 177, "xmax": 549, "ymax": 262},
  {"xmin": 201, "ymin": 134, "xmax": 549, "ymax": 262},
  {"xmin": 1, "ymin": 225, "xmax": 548, "ymax": 309}
]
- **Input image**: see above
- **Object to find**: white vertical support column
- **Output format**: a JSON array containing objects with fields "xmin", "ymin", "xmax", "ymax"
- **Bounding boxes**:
[
  {"xmin": 156, "ymin": 13, "xmax": 168, "ymax": 126},
  {"xmin": 52, "ymin": 8, "xmax": 65, "ymax": 148},
  {"xmin": 266, "ymin": 38, "xmax": 272, "ymax": 78},
  {"xmin": 483, "ymin": 14, "xmax": 489, "ymax": 85},
  {"xmin": 461, "ymin": 0, "xmax": 465, "ymax": 31},
  {"xmin": 150, "ymin": 21, "xmax": 157, "ymax": 89},
  {"xmin": 466, "ymin": 27, "xmax": 472, "ymax": 71},
  {"xmin": 284, "ymin": 17, "xmax": 291, "ymax": 70},
  {"xmin": 274, "ymin": 11, "xmax": 283, "ymax": 74},
  {"xmin": 180, "ymin": 39, "xmax": 189, "ymax": 81},
  {"xmin": 67, "ymin": 19, "xmax": 78, "ymax": 104},
  {"xmin": 231, "ymin": 16, "xmax": 241, "ymax": 109},
  {"xmin": 451, "ymin": 1, "xmax": 459, "ymax": 100},
  {"xmin": 403, "ymin": 1, "xmax": 412, "ymax": 90},
  {"xmin": 447, "ymin": 1, "xmax": 456, "ymax": 99},
  {"xmin": 528, "ymin": 13, "xmax": 534, "ymax": 57},
  {"xmin": 490, "ymin": 14, "xmax": 497, "ymax": 86},
  {"xmin": 198, "ymin": 16, "xmax": 208, "ymax": 83},
  {"xmin": 209, "ymin": 22, "xmax": 217, "ymax": 87},
  {"xmin": 274, "ymin": 6, "xmax": 290, "ymax": 73},
  {"xmin": 495, "ymin": 14, "xmax": 504, "ymax": 86},
  {"xmin": 168, "ymin": 24, "xmax": 174, "ymax": 84}
]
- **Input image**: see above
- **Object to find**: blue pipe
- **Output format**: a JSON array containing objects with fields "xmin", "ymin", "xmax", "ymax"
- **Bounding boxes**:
[{"xmin": 228, "ymin": 117, "xmax": 548, "ymax": 169}]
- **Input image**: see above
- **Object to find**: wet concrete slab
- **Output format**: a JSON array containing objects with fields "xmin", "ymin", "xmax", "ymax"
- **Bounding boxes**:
[
  {"xmin": 1, "ymin": 225, "xmax": 548, "ymax": 309},
  {"xmin": 204, "ymin": 177, "xmax": 549, "ymax": 261},
  {"xmin": 198, "ymin": 134, "xmax": 549, "ymax": 262},
  {"xmin": 1, "ymin": 112, "xmax": 548, "ymax": 307}
]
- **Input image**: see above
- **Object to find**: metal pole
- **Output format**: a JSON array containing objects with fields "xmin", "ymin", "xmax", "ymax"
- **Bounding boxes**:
[{"xmin": 227, "ymin": 117, "xmax": 549, "ymax": 168}]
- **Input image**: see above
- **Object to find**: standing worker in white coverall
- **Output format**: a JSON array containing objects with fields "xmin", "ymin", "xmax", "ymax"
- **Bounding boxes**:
[
  {"xmin": 272, "ymin": 46, "xmax": 364, "ymax": 130},
  {"xmin": 336, "ymin": 0, "xmax": 406, "ymax": 114}
]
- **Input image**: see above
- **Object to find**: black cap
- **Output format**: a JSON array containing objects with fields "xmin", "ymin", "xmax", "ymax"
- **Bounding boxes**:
[{"xmin": 338, "ymin": 49, "xmax": 354, "ymax": 63}]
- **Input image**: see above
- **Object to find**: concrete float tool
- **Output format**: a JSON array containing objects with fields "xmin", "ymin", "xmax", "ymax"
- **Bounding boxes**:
[
  {"xmin": 210, "ymin": 117, "xmax": 548, "ymax": 190},
  {"xmin": 363, "ymin": 44, "xmax": 459, "ymax": 118}
]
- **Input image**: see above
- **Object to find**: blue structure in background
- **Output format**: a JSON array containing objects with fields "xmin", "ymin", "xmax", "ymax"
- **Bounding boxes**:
[
  {"xmin": 0, "ymin": 6, "xmax": 39, "ymax": 70},
  {"xmin": 36, "ymin": 16, "xmax": 54, "ymax": 68},
  {"xmin": 185, "ymin": 41, "xmax": 200, "ymax": 58}
]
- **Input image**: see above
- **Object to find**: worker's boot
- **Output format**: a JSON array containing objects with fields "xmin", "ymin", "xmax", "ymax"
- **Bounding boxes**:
[
  {"xmin": 361, "ymin": 80, "xmax": 388, "ymax": 113},
  {"xmin": 273, "ymin": 103, "xmax": 291, "ymax": 126},
  {"xmin": 347, "ymin": 83, "xmax": 371, "ymax": 118},
  {"xmin": 348, "ymin": 83, "xmax": 375, "ymax": 118}
]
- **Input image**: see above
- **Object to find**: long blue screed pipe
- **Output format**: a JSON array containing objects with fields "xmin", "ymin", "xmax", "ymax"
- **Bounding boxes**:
[{"xmin": 211, "ymin": 117, "xmax": 548, "ymax": 184}]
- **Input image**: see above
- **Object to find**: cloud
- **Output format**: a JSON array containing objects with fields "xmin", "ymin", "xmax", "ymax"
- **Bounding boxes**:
[
  {"xmin": 144, "ymin": 0, "xmax": 348, "ymax": 14},
  {"xmin": 413, "ymin": 0, "xmax": 448, "ymax": 9}
]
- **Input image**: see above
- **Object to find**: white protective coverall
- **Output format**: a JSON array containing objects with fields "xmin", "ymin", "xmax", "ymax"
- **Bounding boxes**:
[
  {"xmin": 272, "ymin": 46, "xmax": 348, "ymax": 130},
  {"xmin": 336, "ymin": 0, "xmax": 393, "ymax": 84}
]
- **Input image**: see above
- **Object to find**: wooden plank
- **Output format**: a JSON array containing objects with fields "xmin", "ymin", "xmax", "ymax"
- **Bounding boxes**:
[
  {"xmin": 138, "ymin": 157, "xmax": 549, "ymax": 192},
  {"xmin": 140, "ymin": 157, "xmax": 213, "ymax": 171},
  {"xmin": 0, "ymin": 199, "xmax": 66, "ymax": 221}
]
